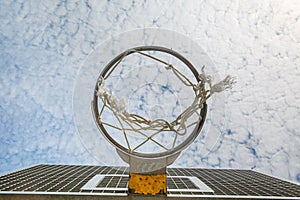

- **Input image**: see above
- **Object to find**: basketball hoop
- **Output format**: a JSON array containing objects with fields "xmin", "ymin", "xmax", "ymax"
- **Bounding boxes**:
[
  {"xmin": 91, "ymin": 45, "xmax": 234, "ymax": 195},
  {"xmin": 74, "ymin": 29, "xmax": 234, "ymax": 195}
]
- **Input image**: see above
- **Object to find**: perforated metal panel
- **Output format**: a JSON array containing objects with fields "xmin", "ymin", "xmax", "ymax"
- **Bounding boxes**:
[{"xmin": 0, "ymin": 164, "xmax": 299, "ymax": 199}]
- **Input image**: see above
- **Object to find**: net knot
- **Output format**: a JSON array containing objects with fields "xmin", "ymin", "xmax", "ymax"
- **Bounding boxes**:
[
  {"xmin": 97, "ymin": 77, "xmax": 127, "ymax": 114},
  {"xmin": 210, "ymin": 75, "xmax": 236, "ymax": 94}
]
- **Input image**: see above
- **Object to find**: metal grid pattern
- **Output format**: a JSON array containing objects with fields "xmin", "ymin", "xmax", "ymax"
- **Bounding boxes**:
[
  {"xmin": 0, "ymin": 164, "xmax": 299, "ymax": 199},
  {"xmin": 168, "ymin": 177, "xmax": 198, "ymax": 190},
  {"xmin": 0, "ymin": 165, "xmax": 127, "ymax": 194},
  {"xmin": 80, "ymin": 174, "xmax": 128, "ymax": 196},
  {"xmin": 167, "ymin": 176, "xmax": 214, "ymax": 194},
  {"xmin": 167, "ymin": 168, "xmax": 300, "ymax": 198},
  {"xmin": 96, "ymin": 175, "xmax": 128, "ymax": 189}
]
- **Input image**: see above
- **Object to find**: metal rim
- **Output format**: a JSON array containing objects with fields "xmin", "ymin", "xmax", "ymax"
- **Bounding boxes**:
[{"xmin": 92, "ymin": 46, "xmax": 207, "ymax": 159}]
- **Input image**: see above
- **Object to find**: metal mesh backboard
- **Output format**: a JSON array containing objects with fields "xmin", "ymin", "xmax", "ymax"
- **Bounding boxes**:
[{"xmin": 0, "ymin": 164, "xmax": 299, "ymax": 199}]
